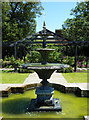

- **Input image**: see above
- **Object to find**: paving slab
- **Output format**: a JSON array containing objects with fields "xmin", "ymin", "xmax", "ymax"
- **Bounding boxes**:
[
  {"xmin": 23, "ymin": 72, "xmax": 42, "ymax": 84},
  {"xmin": 48, "ymin": 72, "xmax": 67, "ymax": 84},
  {"xmin": 0, "ymin": 84, "xmax": 9, "ymax": 91},
  {"xmin": 77, "ymin": 83, "xmax": 89, "ymax": 90},
  {"xmin": 0, "ymin": 84, "xmax": 24, "ymax": 91}
]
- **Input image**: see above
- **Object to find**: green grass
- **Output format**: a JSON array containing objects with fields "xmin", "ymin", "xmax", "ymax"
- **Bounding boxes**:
[
  {"xmin": 0, "ymin": 90, "xmax": 88, "ymax": 119},
  {"xmin": 62, "ymin": 72, "xmax": 88, "ymax": 83},
  {"xmin": 0, "ymin": 73, "xmax": 29, "ymax": 84}
]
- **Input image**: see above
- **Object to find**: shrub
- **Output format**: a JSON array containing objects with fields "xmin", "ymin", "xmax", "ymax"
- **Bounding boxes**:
[
  {"xmin": 64, "ymin": 66, "xmax": 73, "ymax": 73},
  {"xmin": 57, "ymin": 66, "xmax": 73, "ymax": 73},
  {"xmin": 2, "ymin": 70, "xmax": 14, "ymax": 73},
  {"xmin": 57, "ymin": 68, "xmax": 65, "ymax": 73},
  {"xmin": 67, "ymin": 57, "xmax": 74, "ymax": 66},
  {"xmin": 2, "ymin": 61, "xmax": 12, "ymax": 68},
  {"xmin": 25, "ymin": 51, "xmax": 41, "ymax": 63},
  {"xmin": 18, "ymin": 67, "xmax": 34, "ymax": 73},
  {"xmin": 0, "ymin": 59, "xmax": 3, "ymax": 67},
  {"xmin": 77, "ymin": 56, "xmax": 89, "ymax": 68},
  {"xmin": 2, "ymin": 56, "xmax": 25, "ymax": 68}
]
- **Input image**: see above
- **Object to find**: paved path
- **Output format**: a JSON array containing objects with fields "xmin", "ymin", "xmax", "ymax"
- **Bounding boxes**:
[
  {"xmin": 0, "ymin": 84, "xmax": 24, "ymax": 91},
  {"xmin": 23, "ymin": 72, "xmax": 42, "ymax": 84}
]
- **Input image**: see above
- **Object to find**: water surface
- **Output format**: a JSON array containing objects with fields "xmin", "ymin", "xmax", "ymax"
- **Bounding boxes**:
[{"xmin": 0, "ymin": 90, "xmax": 89, "ymax": 119}]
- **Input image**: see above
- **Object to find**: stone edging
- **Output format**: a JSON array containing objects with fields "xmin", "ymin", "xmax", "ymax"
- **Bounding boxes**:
[{"xmin": 0, "ymin": 83, "xmax": 89, "ymax": 97}]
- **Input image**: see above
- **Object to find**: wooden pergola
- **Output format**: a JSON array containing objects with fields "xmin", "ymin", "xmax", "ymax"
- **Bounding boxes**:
[{"xmin": 10, "ymin": 22, "xmax": 89, "ymax": 72}]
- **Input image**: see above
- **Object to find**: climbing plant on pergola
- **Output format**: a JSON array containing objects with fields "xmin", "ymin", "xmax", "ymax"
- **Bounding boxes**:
[{"xmin": 10, "ymin": 22, "xmax": 89, "ymax": 72}]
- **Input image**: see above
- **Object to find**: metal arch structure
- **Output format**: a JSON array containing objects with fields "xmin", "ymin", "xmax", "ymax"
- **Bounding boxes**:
[
  {"xmin": 10, "ymin": 22, "xmax": 69, "ymax": 47},
  {"xmin": 9, "ymin": 23, "xmax": 89, "ymax": 48},
  {"xmin": 9, "ymin": 22, "xmax": 89, "ymax": 71}
]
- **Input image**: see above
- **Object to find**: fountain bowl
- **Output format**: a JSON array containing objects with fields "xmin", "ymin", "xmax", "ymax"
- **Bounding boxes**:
[
  {"xmin": 37, "ymin": 48, "xmax": 55, "ymax": 64},
  {"xmin": 21, "ymin": 63, "xmax": 69, "ymax": 80}
]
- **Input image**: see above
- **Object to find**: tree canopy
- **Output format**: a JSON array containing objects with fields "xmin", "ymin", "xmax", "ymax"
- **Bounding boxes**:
[
  {"xmin": 62, "ymin": 1, "xmax": 89, "ymax": 41},
  {"xmin": 2, "ymin": 2, "xmax": 43, "ymax": 43}
]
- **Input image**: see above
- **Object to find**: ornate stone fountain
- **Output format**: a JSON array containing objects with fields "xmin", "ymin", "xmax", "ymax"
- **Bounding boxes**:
[{"xmin": 21, "ymin": 22, "xmax": 69, "ymax": 111}]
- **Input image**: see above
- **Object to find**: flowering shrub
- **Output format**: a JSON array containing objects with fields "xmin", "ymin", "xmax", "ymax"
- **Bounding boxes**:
[
  {"xmin": 2, "ymin": 56, "xmax": 24, "ymax": 68},
  {"xmin": 77, "ymin": 56, "xmax": 89, "ymax": 68},
  {"xmin": 61, "ymin": 56, "xmax": 74, "ymax": 66}
]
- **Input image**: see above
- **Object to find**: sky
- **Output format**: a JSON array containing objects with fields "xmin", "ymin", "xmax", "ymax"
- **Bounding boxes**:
[{"xmin": 36, "ymin": 2, "xmax": 77, "ymax": 32}]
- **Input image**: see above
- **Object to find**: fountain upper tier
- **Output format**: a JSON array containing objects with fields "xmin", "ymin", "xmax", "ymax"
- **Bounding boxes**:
[
  {"xmin": 22, "ymin": 48, "xmax": 69, "ymax": 81},
  {"xmin": 37, "ymin": 48, "xmax": 55, "ymax": 65}
]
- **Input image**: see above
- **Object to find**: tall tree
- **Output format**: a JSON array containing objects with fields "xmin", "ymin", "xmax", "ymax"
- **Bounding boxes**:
[
  {"xmin": 62, "ymin": 1, "xmax": 89, "ymax": 41},
  {"xmin": 2, "ymin": 2, "xmax": 43, "ymax": 42}
]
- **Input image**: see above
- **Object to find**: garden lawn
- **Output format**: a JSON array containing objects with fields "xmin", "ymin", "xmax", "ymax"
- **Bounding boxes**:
[
  {"xmin": 62, "ymin": 72, "xmax": 88, "ymax": 83},
  {"xmin": 1, "ymin": 73, "xmax": 29, "ymax": 84}
]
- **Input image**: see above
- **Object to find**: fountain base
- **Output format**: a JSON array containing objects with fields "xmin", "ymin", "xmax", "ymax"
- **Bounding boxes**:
[{"xmin": 27, "ymin": 98, "xmax": 62, "ymax": 112}]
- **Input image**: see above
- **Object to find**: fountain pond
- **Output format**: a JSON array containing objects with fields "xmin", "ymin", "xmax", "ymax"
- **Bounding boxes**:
[
  {"xmin": 0, "ymin": 89, "xmax": 89, "ymax": 119},
  {"xmin": 1, "ymin": 24, "xmax": 88, "ymax": 119}
]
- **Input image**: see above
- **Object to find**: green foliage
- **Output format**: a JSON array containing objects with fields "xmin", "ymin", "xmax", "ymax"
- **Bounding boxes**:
[
  {"xmin": 2, "ymin": 70, "xmax": 13, "ymax": 73},
  {"xmin": 57, "ymin": 66, "xmax": 73, "ymax": 73},
  {"xmin": 2, "ymin": 2, "xmax": 43, "ymax": 42},
  {"xmin": 64, "ymin": 66, "xmax": 73, "ymax": 73},
  {"xmin": 2, "ymin": 61, "xmax": 12, "ymax": 68},
  {"xmin": 62, "ymin": 56, "xmax": 74, "ymax": 66},
  {"xmin": 2, "ymin": 56, "xmax": 24, "ymax": 68},
  {"xmin": 2, "ymin": 2, "xmax": 43, "ymax": 58},
  {"xmin": 47, "ymin": 45, "xmax": 64, "ymax": 63},
  {"xmin": 24, "ymin": 45, "xmax": 64, "ymax": 63},
  {"xmin": 77, "ymin": 56, "xmax": 89, "ymax": 68},
  {"xmin": 62, "ymin": 1, "xmax": 89, "ymax": 42},
  {"xmin": 18, "ymin": 68, "xmax": 34, "ymax": 73},
  {"xmin": 25, "ymin": 51, "xmax": 41, "ymax": 63}
]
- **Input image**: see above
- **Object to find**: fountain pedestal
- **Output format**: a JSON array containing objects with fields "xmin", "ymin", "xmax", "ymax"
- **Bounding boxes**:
[
  {"xmin": 27, "ymin": 84, "xmax": 62, "ymax": 111},
  {"xmin": 26, "ymin": 67, "xmax": 62, "ymax": 112},
  {"xmin": 36, "ymin": 85, "xmax": 54, "ymax": 104},
  {"xmin": 35, "ymin": 85, "xmax": 62, "ymax": 111}
]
